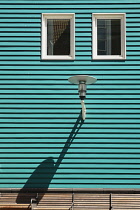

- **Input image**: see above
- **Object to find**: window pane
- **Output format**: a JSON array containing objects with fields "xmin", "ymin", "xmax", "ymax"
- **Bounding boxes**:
[
  {"xmin": 47, "ymin": 19, "xmax": 70, "ymax": 55},
  {"xmin": 97, "ymin": 19, "xmax": 121, "ymax": 55},
  {"xmin": 98, "ymin": 40, "xmax": 106, "ymax": 51}
]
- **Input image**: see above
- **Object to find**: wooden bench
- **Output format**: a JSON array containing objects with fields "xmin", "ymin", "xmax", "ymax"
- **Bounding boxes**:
[
  {"xmin": 1, "ymin": 188, "xmax": 140, "ymax": 210},
  {"xmin": 111, "ymin": 194, "xmax": 140, "ymax": 209},
  {"xmin": 73, "ymin": 193, "xmax": 110, "ymax": 210},
  {"xmin": 36, "ymin": 192, "xmax": 73, "ymax": 210},
  {"xmin": 0, "ymin": 191, "xmax": 73, "ymax": 210},
  {"xmin": 0, "ymin": 192, "xmax": 36, "ymax": 209},
  {"xmin": 0, "ymin": 192, "xmax": 110, "ymax": 210},
  {"xmin": 0, "ymin": 203, "xmax": 29, "ymax": 209}
]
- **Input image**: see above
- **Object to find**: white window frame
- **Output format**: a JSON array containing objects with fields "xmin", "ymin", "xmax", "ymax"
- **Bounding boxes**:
[
  {"xmin": 41, "ymin": 13, "xmax": 75, "ymax": 60},
  {"xmin": 92, "ymin": 13, "xmax": 126, "ymax": 60}
]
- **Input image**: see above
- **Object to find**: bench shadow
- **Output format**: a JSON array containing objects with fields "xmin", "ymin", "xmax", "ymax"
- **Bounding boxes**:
[{"xmin": 16, "ymin": 111, "xmax": 84, "ymax": 204}]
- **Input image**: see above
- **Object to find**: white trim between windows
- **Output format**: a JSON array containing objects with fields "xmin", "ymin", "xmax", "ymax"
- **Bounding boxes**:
[
  {"xmin": 92, "ymin": 13, "xmax": 126, "ymax": 60},
  {"xmin": 41, "ymin": 13, "xmax": 75, "ymax": 60}
]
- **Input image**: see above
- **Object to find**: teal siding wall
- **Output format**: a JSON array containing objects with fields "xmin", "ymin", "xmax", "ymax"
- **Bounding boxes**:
[{"xmin": 0, "ymin": 0, "xmax": 140, "ymax": 188}]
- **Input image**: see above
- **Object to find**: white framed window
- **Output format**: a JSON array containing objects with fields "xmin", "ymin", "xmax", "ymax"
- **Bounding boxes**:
[
  {"xmin": 41, "ymin": 13, "xmax": 75, "ymax": 60},
  {"xmin": 92, "ymin": 13, "xmax": 126, "ymax": 60}
]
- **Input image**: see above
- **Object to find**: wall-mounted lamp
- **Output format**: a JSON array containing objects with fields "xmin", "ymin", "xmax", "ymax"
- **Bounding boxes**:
[{"xmin": 68, "ymin": 75, "xmax": 97, "ymax": 120}]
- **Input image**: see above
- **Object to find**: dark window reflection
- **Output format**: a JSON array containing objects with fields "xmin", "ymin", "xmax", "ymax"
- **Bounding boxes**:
[
  {"xmin": 47, "ymin": 19, "xmax": 70, "ymax": 55},
  {"xmin": 97, "ymin": 19, "xmax": 121, "ymax": 55}
]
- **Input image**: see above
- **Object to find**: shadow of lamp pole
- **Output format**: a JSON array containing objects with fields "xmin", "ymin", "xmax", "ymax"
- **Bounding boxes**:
[{"xmin": 16, "ymin": 111, "xmax": 84, "ymax": 204}]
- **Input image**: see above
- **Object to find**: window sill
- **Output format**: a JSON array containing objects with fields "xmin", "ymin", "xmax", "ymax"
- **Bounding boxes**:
[
  {"xmin": 41, "ymin": 55, "xmax": 75, "ymax": 60},
  {"xmin": 92, "ymin": 55, "xmax": 126, "ymax": 60}
]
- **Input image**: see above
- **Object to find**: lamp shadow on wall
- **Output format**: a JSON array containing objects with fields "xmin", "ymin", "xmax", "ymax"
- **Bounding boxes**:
[{"xmin": 16, "ymin": 111, "xmax": 84, "ymax": 204}]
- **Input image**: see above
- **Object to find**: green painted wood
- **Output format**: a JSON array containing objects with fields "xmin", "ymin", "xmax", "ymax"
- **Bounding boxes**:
[
  {"xmin": 0, "ymin": 133, "xmax": 140, "ymax": 138},
  {"xmin": 1, "ymin": 153, "xmax": 140, "ymax": 158},
  {"xmin": 2, "ymin": 161, "xmax": 140, "ymax": 166},
  {"xmin": 1, "ymin": 4, "xmax": 140, "ymax": 9},
  {"xmin": 0, "ymin": 28, "xmax": 40, "ymax": 31},
  {"xmin": 0, "ymin": 0, "xmax": 139, "ymax": 4},
  {"xmin": 1, "ymin": 148, "xmax": 140, "ymax": 152},
  {"xmin": 0, "ymin": 102, "xmax": 139, "ymax": 109},
  {"xmin": 2, "ymin": 174, "xmax": 140, "ymax": 179},
  {"xmin": 0, "ymin": 123, "xmax": 140, "ymax": 128},
  {"xmin": 2, "ymin": 158, "xmax": 140, "ymax": 164},
  {"xmin": 0, "ymin": 109, "xmax": 140, "ymax": 113},
  {"xmin": 0, "ymin": 9, "xmax": 140, "ymax": 13},
  {"xmin": 1, "ymin": 184, "xmax": 140, "ymax": 188},
  {"xmin": 0, "ymin": 0, "xmax": 140, "ymax": 189},
  {"xmin": 1, "ymin": 75, "xmax": 140, "ymax": 80},
  {"xmin": 1, "ymin": 179, "xmax": 140, "ymax": 184},
  {"xmin": 0, "ymin": 119, "xmax": 140, "ymax": 123},
  {"xmin": 0, "ymin": 33, "xmax": 40, "ymax": 36},
  {"xmin": 1, "ymin": 143, "xmax": 140, "ymax": 148},
  {"xmin": 1, "ymin": 126, "xmax": 140, "ymax": 132},
  {"xmin": 0, "ymin": 70, "xmax": 140, "ymax": 75},
  {"xmin": 0, "ymin": 99, "xmax": 140, "ymax": 104},
  {"xmin": 1, "ymin": 64, "xmax": 140, "ymax": 69},
  {"xmin": 0, "ymin": 23, "xmax": 41, "ymax": 27},
  {"xmin": 2, "ymin": 169, "xmax": 140, "ymax": 174},
  {"xmin": 1, "ymin": 66, "xmax": 140, "ymax": 71},
  {"xmin": 0, "ymin": 94, "xmax": 140, "ymax": 99},
  {"xmin": 0, "ymin": 0, "xmax": 139, "ymax": 3}
]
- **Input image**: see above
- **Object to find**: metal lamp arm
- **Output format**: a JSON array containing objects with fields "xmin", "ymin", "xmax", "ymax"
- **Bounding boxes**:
[{"xmin": 81, "ymin": 100, "xmax": 86, "ymax": 120}]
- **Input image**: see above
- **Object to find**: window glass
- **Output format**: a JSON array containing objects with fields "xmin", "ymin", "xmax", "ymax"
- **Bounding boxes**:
[
  {"xmin": 97, "ymin": 19, "xmax": 121, "ymax": 55},
  {"xmin": 47, "ymin": 19, "xmax": 70, "ymax": 55}
]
